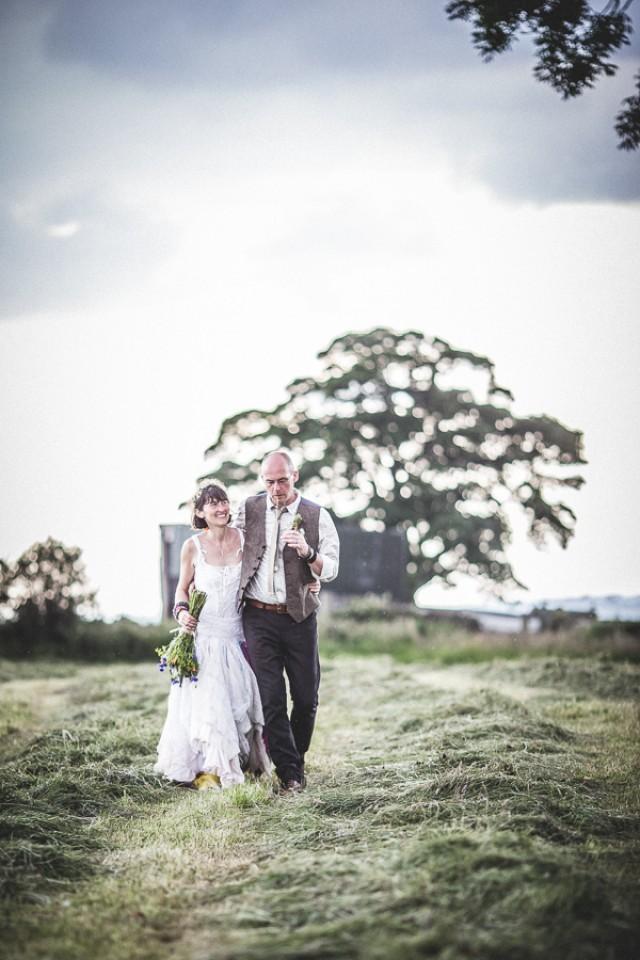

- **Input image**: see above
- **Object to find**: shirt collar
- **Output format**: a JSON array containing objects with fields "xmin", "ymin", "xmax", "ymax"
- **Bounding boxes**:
[{"xmin": 270, "ymin": 492, "xmax": 301, "ymax": 514}]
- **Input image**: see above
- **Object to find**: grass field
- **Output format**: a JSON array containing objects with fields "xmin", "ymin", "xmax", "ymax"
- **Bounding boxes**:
[{"xmin": 1, "ymin": 644, "xmax": 639, "ymax": 960}]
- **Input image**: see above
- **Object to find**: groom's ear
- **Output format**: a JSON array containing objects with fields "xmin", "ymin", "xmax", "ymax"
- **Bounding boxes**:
[{"xmin": 292, "ymin": 469, "xmax": 300, "ymax": 483}]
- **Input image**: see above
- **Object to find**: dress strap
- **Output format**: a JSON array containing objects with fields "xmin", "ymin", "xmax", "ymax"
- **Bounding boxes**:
[
  {"xmin": 230, "ymin": 527, "xmax": 243, "ymax": 560},
  {"xmin": 191, "ymin": 533, "xmax": 206, "ymax": 563}
]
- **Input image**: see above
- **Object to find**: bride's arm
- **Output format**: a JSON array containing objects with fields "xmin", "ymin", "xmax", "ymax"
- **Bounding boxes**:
[{"xmin": 174, "ymin": 540, "xmax": 197, "ymax": 630}]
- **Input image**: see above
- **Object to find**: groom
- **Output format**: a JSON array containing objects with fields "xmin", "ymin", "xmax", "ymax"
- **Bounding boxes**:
[{"xmin": 235, "ymin": 449, "xmax": 339, "ymax": 793}]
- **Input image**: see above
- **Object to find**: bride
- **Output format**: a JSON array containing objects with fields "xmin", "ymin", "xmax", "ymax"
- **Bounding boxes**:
[{"xmin": 155, "ymin": 481, "xmax": 271, "ymax": 788}]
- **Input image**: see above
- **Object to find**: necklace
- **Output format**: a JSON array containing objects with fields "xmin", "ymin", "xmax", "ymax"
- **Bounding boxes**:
[{"xmin": 205, "ymin": 527, "xmax": 227, "ymax": 564}]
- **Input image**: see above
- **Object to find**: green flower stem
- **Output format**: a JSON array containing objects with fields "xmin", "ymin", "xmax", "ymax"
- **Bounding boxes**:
[{"xmin": 155, "ymin": 589, "xmax": 207, "ymax": 686}]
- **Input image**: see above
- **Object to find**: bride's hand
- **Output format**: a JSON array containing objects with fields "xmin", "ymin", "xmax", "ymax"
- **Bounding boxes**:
[
  {"xmin": 178, "ymin": 610, "xmax": 198, "ymax": 631},
  {"xmin": 308, "ymin": 580, "xmax": 321, "ymax": 595}
]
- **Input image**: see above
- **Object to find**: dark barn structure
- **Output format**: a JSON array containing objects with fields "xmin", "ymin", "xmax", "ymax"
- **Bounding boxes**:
[
  {"xmin": 328, "ymin": 521, "xmax": 410, "ymax": 602},
  {"xmin": 159, "ymin": 520, "xmax": 410, "ymax": 619}
]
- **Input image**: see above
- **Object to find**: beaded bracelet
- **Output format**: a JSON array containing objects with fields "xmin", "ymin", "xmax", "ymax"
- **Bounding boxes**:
[{"xmin": 173, "ymin": 601, "xmax": 189, "ymax": 623}]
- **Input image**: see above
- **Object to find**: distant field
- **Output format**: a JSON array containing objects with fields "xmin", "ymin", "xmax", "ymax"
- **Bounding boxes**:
[
  {"xmin": 320, "ymin": 606, "xmax": 640, "ymax": 664},
  {"xmin": 1, "ymin": 645, "xmax": 638, "ymax": 960}
]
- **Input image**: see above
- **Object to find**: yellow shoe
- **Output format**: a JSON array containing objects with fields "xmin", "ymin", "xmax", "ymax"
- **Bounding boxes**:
[{"xmin": 193, "ymin": 772, "xmax": 221, "ymax": 790}]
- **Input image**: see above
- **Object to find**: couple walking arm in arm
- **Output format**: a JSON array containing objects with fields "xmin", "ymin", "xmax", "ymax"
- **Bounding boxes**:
[{"xmin": 156, "ymin": 449, "xmax": 339, "ymax": 793}]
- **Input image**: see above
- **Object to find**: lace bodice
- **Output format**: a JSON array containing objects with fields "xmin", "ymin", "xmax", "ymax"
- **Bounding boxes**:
[{"xmin": 191, "ymin": 533, "xmax": 242, "ymax": 621}]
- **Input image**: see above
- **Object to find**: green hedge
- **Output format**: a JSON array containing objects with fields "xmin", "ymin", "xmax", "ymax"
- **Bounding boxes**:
[
  {"xmin": 2, "ymin": 608, "xmax": 639, "ymax": 664},
  {"xmin": 0, "ymin": 617, "xmax": 169, "ymax": 662}
]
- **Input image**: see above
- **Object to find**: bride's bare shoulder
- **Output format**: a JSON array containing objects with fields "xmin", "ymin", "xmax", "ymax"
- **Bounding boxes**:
[{"xmin": 180, "ymin": 535, "xmax": 198, "ymax": 558}]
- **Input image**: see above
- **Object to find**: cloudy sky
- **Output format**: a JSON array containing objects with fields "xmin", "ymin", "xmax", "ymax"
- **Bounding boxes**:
[{"xmin": 1, "ymin": 0, "xmax": 639, "ymax": 619}]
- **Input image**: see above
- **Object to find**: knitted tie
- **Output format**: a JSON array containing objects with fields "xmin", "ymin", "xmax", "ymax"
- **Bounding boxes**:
[{"xmin": 266, "ymin": 506, "xmax": 284, "ymax": 595}]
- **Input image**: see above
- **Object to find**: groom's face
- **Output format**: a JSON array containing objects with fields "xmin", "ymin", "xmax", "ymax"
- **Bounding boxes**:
[{"xmin": 262, "ymin": 455, "xmax": 299, "ymax": 507}]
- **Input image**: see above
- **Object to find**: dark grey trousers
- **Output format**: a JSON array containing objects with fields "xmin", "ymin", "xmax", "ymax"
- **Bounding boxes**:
[{"xmin": 242, "ymin": 605, "xmax": 320, "ymax": 783}]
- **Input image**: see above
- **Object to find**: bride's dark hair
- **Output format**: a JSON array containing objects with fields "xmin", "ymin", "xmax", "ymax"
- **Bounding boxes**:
[{"xmin": 191, "ymin": 482, "xmax": 230, "ymax": 529}]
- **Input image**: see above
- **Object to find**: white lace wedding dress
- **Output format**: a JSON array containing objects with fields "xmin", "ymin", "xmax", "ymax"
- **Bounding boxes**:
[{"xmin": 155, "ymin": 533, "xmax": 271, "ymax": 787}]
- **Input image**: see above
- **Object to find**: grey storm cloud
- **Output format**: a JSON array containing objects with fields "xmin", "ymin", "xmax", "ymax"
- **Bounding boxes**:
[
  {"xmin": 28, "ymin": 0, "xmax": 640, "ymax": 200},
  {"xmin": 41, "ymin": 0, "xmax": 477, "ymax": 81},
  {"xmin": 0, "ymin": 188, "xmax": 175, "ymax": 317},
  {"xmin": 36, "ymin": 0, "xmax": 639, "ymax": 82},
  {"xmin": 1, "ymin": 0, "xmax": 639, "ymax": 318}
]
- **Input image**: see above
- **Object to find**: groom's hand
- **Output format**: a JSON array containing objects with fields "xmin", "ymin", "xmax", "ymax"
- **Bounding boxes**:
[{"xmin": 282, "ymin": 529, "xmax": 310, "ymax": 558}]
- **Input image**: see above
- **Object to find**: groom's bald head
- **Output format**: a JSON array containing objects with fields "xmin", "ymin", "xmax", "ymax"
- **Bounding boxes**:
[
  {"xmin": 261, "ymin": 450, "xmax": 299, "ymax": 506},
  {"xmin": 262, "ymin": 449, "xmax": 296, "ymax": 473}
]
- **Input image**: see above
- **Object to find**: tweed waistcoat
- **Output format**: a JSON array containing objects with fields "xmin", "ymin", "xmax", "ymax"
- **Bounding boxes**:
[{"xmin": 238, "ymin": 493, "xmax": 321, "ymax": 623}]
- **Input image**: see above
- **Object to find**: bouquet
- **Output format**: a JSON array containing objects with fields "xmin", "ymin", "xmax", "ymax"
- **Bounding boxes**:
[{"xmin": 156, "ymin": 589, "xmax": 207, "ymax": 686}]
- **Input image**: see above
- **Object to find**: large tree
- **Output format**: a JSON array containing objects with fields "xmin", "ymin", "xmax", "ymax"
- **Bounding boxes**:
[
  {"xmin": 200, "ymin": 328, "xmax": 585, "ymax": 596},
  {"xmin": 446, "ymin": 1, "xmax": 640, "ymax": 150},
  {"xmin": 0, "ymin": 538, "xmax": 97, "ymax": 646}
]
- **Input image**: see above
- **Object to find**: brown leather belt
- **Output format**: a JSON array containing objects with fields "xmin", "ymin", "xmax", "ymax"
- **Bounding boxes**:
[{"xmin": 246, "ymin": 598, "xmax": 289, "ymax": 614}]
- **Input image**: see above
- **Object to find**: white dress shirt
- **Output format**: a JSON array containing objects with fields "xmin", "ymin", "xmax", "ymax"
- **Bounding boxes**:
[{"xmin": 234, "ymin": 492, "xmax": 339, "ymax": 604}]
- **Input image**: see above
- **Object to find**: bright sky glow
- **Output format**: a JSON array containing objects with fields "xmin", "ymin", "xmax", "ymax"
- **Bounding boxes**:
[{"xmin": 1, "ymin": 2, "xmax": 639, "ymax": 618}]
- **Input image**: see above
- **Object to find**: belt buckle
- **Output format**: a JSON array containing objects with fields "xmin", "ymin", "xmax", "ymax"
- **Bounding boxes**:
[{"xmin": 276, "ymin": 603, "xmax": 287, "ymax": 614}]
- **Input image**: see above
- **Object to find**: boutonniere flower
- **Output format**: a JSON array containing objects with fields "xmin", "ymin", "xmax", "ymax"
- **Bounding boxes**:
[{"xmin": 291, "ymin": 513, "xmax": 305, "ymax": 535}]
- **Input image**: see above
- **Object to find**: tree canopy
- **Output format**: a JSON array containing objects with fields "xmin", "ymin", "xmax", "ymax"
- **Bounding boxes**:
[
  {"xmin": 0, "ymin": 538, "xmax": 97, "ymax": 643},
  {"xmin": 446, "ymin": 1, "xmax": 640, "ymax": 150},
  {"xmin": 201, "ymin": 328, "xmax": 585, "ymax": 596}
]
